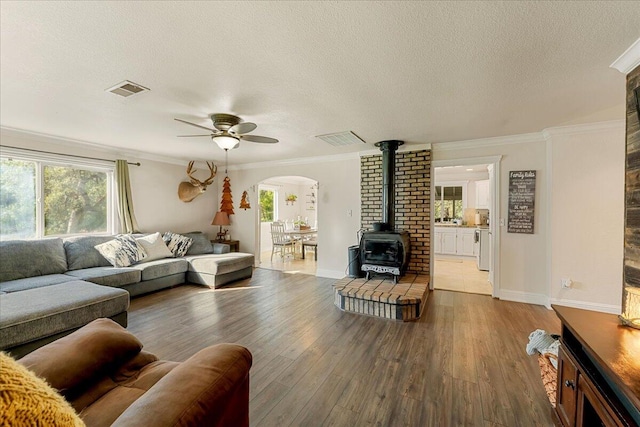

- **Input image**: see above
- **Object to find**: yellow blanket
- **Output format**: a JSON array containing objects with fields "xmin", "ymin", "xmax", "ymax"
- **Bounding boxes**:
[{"xmin": 0, "ymin": 352, "xmax": 85, "ymax": 427}]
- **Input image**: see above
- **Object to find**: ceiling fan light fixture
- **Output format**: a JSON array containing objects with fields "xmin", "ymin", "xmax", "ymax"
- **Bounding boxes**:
[{"xmin": 213, "ymin": 135, "xmax": 240, "ymax": 150}]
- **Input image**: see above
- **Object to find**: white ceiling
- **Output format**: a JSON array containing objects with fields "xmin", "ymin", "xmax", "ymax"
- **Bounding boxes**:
[{"xmin": 1, "ymin": 1, "xmax": 638, "ymax": 166}]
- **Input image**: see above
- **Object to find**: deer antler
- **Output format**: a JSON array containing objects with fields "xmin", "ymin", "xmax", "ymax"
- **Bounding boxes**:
[
  {"xmin": 202, "ymin": 161, "xmax": 217, "ymax": 185},
  {"xmin": 186, "ymin": 161, "xmax": 217, "ymax": 186}
]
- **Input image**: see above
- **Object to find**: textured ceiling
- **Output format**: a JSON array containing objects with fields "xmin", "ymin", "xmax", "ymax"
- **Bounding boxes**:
[{"xmin": 1, "ymin": 1, "xmax": 638, "ymax": 165}]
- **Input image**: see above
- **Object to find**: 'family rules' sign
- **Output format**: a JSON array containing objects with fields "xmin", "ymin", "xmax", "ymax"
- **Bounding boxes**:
[{"xmin": 508, "ymin": 170, "xmax": 536, "ymax": 234}]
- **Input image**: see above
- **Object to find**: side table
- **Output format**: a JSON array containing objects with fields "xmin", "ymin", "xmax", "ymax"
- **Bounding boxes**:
[{"xmin": 212, "ymin": 239, "xmax": 239, "ymax": 252}]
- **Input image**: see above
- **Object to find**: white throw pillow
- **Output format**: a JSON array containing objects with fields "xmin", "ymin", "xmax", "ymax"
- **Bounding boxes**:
[
  {"xmin": 136, "ymin": 232, "xmax": 174, "ymax": 263},
  {"xmin": 95, "ymin": 234, "xmax": 147, "ymax": 267}
]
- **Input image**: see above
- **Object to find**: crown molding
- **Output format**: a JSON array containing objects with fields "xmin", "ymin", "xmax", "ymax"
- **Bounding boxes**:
[
  {"xmin": 542, "ymin": 120, "xmax": 625, "ymax": 140},
  {"xmin": 610, "ymin": 37, "xmax": 640, "ymax": 75},
  {"xmin": 432, "ymin": 132, "xmax": 544, "ymax": 152},
  {"xmin": 0, "ymin": 126, "xmax": 188, "ymax": 166}
]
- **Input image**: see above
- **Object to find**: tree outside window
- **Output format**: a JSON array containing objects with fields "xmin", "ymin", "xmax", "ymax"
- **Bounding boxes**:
[
  {"xmin": 44, "ymin": 165, "xmax": 108, "ymax": 235},
  {"xmin": 259, "ymin": 189, "xmax": 275, "ymax": 222},
  {"xmin": 434, "ymin": 185, "xmax": 463, "ymax": 223},
  {"xmin": 0, "ymin": 159, "xmax": 36, "ymax": 239},
  {"xmin": 0, "ymin": 156, "xmax": 113, "ymax": 241}
]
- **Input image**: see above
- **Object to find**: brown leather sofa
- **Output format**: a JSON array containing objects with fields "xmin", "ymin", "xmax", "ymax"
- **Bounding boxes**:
[{"xmin": 17, "ymin": 318, "xmax": 252, "ymax": 427}]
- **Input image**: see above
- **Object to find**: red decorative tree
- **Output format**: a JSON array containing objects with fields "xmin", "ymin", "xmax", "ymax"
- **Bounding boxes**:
[{"xmin": 220, "ymin": 176, "xmax": 234, "ymax": 215}]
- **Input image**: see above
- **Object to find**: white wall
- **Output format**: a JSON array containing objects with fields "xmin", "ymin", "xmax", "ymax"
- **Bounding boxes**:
[
  {"xmin": 434, "ymin": 137, "xmax": 549, "ymax": 303},
  {"xmin": 432, "ymin": 120, "xmax": 625, "ymax": 312},
  {"xmin": 224, "ymin": 155, "xmax": 361, "ymax": 278},
  {"xmin": 546, "ymin": 125, "xmax": 625, "ymax": 312},
  {"xmin": 1, "ymin": 129, "xmax": 221, "ymax": 238},
  {"xmin": 128, "ymin": 159, "xmax": 219, "ymax": 235}
]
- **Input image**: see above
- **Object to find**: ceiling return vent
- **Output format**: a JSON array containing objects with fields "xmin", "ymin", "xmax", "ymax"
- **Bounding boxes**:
[
  {"xmin": 105, "ymin": 80, "xmax": 150, "ymax": 97},
  {"xmin": 315, "ymin": 131, "xmax": 366, "ymax": 147}
]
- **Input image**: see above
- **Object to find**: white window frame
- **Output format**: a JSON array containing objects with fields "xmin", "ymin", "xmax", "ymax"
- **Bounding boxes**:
[{"xmin": 0, "ymin": 147, "xmax": 116, "ymax": 239}]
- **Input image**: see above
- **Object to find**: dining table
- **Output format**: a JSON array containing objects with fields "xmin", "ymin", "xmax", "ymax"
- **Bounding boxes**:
[
  {"xmin": 282, "ymin": 228, "xmax": 317, "ymax": 239},
  {"xmin": 282, "ymin": 228, "xmax": 317, "ymax": 259}
]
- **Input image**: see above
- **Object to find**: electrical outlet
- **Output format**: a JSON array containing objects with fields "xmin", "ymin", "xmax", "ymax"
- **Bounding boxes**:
[
  {"xmin": 347, "ymin": 209, "xmax": 352, "ymax": 217},
  {"xmin": 499, "ymin": 218, "xmax": 505, "ymax": 226},
  {"xmin": 561, "ymin": 278, "xmax": 573, "ymax": 289}
]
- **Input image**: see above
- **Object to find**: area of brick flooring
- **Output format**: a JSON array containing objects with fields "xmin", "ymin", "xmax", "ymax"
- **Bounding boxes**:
[{"xmin": 333, "ymin": 274, "xmax": 430, "ymax": 321}]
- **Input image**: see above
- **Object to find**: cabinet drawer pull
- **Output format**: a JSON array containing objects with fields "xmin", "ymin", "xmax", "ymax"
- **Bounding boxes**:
[{"xmin": 564, "ymin": 380, "xmax": 575, "ymax": 390}]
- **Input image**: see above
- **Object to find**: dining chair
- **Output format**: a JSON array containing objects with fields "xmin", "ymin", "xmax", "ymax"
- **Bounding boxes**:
[
  {"xmin": 270, "ymin": 221, "xmax": 296, "ymax": 261},
  {"xmin": 302, "ymin": 239, "xmax": 318, "ymax": 261}
]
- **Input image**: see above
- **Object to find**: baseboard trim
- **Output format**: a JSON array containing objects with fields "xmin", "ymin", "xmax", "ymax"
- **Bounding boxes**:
[
  {"xmin": 547, "ymin": 298, "xmax": 621, "ymax": 315},
  {"xmin": 498, "ymin": 289, "xmax": 548, "ymax": 306},
  {"xmin": 316, "ymin": 269, "xmax": 346, "ymax": 279}
]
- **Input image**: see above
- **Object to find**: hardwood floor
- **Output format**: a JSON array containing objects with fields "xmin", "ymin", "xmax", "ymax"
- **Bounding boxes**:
[{"xmin": 127, "ymin": 268, "xmax": 560, "ymax": 426}]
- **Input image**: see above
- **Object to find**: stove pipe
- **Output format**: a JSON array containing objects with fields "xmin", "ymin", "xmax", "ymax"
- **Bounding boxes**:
[{"xmin": 374, "ymin": 140, "xmax": 404, "ymax": 231}]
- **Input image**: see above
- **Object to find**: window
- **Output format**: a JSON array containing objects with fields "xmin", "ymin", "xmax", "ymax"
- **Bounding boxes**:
[
  {"xmin": 0, "ymin": 151, "xmax": 115, "ymax": 241},
  {"xmin": 434, "ymin": 185, "xmax": 463, "ymax": 223},
  {"xmin": 259, "ymin": 188, "xmax": 276, "ymax": 222}
]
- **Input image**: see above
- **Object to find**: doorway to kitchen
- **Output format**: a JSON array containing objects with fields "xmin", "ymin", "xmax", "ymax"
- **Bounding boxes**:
[
  {"xmin": 432, "ymin": 157, "xmax": 500, "ymax": 296},
  {"xmin": 256, "ymin": 176, "xmax": 318, "ymax": 275}
]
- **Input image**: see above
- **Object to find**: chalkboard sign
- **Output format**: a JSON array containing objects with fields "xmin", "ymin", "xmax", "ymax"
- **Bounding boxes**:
[{"xmin": 508, "ymin": 170, "xmax": 536, "ymax": 234}]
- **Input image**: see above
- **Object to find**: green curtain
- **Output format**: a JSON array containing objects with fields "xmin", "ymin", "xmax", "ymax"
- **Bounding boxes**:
[{"xmin": 115, "ymin": 160, "xmax": 140, "ymax": 233}]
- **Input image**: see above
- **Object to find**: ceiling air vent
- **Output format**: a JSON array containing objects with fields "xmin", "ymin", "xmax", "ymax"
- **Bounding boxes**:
[
  {"xmin": 315, "ymin": 131, "xmax": 366, "ymax": 147},
  {"xmin": 105, "ymin": 80, "xmax": 150, "ymax": 97}
]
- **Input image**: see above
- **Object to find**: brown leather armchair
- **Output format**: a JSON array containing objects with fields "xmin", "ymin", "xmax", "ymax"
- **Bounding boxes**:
[{"xmin": 18, "ymin": 318, "xmax": 252, "ymax": 427}]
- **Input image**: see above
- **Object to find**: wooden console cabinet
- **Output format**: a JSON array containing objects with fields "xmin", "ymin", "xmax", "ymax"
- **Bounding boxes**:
[{"xmin": 553, "ymin": 305, "xmax": 640, "ymax": 427}]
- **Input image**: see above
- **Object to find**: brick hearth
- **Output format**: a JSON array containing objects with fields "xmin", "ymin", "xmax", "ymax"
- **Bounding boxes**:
[{"xmin": 333, "ymin": 274, "xmax": 430, "ymax": 321}]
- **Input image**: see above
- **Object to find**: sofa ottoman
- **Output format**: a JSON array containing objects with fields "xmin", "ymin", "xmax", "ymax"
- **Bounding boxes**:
[
  {"xmin": 0, "ymin": 280, "xmax": 129, "ymax": 358},
  {"xmin": 185, "ymin": 253, "xmax": 254, "ymax": 288}
]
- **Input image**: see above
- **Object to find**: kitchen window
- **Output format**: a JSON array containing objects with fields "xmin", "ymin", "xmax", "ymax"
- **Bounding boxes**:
[
  {"xmin": 0, "ymin": 151, "xmax": 115, "ymax": 241},
  {"xmin": 434, "ymin": 185, "xmax": 464, "ymax": 223}
]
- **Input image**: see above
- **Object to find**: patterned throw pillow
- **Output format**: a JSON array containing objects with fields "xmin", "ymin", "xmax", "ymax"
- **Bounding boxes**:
[
  {"xmin": 95, "ymin": 234, "xmax": 147, "ymax": 267},
  {"xmin": 162, "ymin": 232, "xmax": 193, "ymax": 257}
]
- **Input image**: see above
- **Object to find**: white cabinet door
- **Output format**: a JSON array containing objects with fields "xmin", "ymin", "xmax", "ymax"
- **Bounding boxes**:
[
  {"xmin": 441, "ymin": 230, "xmax": 457, "ymax": 254},
  {"xmin": 434, "ymin": 229, "xmax": 442, "ymax": 254},
  {"xmin": 457, "ymin": 229, "xmax": 476, "ymax": 256},
  {"xmin": 476, "ymin": 180, "xmax": 490, "ymax": 209}
]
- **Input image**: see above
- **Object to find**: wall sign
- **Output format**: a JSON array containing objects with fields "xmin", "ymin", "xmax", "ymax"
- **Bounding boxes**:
[{"xmin": 508, "ymin": 170, "xmax": 536, "ymax": 234}]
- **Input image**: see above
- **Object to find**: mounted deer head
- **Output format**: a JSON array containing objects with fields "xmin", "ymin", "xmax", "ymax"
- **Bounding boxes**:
[{"xmin": 178, "ymin": 161, "xmax": 217, "ymax": 203}]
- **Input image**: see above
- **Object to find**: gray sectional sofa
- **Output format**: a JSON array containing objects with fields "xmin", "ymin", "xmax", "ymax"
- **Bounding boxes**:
[{"xmin": 0, "ymin": 232, "xmax": 254, "ymax": 357}]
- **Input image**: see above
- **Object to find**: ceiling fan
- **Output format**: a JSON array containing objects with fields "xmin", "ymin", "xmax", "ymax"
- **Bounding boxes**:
[{"xmin": 175, "ymin": 113, "xmax": 279, "ymax": 150}]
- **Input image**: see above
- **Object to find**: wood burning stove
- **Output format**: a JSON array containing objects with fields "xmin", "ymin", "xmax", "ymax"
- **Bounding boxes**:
[{"xmin": 360, "ymin": 140, "xmax": 410, "ymax": 283}]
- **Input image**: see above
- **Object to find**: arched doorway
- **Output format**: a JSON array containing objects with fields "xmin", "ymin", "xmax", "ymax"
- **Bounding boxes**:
[{"xmin": 256, "ymin": 176, "xmax": 318, "ymax": 274}]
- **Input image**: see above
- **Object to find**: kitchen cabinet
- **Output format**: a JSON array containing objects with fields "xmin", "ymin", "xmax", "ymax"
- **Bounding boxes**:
[
  {"xmin": 476, "ymin": 180, "xmax": 490, "ymax": 209},
  {"xmin": 457, "ymin": 228, "xmax": 476, "ymax": 256},
  {"xmin": 434, "ymin": 227, "xmax": 457, "ymax": 255},
  {"xmin": 434, "ymin": 227, "xmax": 476, "ymax": 256}
]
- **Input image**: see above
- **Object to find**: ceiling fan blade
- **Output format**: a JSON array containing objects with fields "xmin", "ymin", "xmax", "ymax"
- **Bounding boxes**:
[
  {"xmin": 177, "ymin": 134, "xmax": 212, "ymax": 137},
  {"xmin": 240, "ymin": 134, "xmax": 279, "ymax": 144},
  {"xmin": 229, "ymin": 122, "xmax": 257, "ymax": 135},
  {"xmin": 174, "ymin": 118, "xmax": 217, "ymax": 132}
]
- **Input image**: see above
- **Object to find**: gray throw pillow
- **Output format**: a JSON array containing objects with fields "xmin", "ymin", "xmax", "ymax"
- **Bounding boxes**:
[
  {"xmin": 184, "ymin": 232, "xmax": 213, "ymax": 255},
  {"xmin": 63, "ymin": 235, "xmax": 114, "ymax": 270}
]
